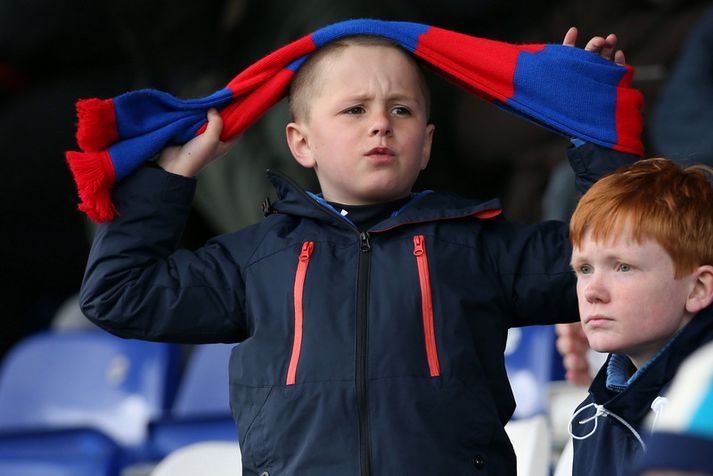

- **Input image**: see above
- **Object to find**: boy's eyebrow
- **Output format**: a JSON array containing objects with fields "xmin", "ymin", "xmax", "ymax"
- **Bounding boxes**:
[
  {"xmin": 569, "ymin": 256, "xmax": 585, "ymax": 268},
  {"xmin": 338, "ymin": 92, "xmax": 424, "ymax": 104},
  {"xmin": 570, "ymin": 250, "xmax": 637, "ymax": 268}
]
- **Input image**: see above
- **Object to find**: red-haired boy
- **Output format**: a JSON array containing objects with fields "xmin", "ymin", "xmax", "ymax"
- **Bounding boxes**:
[{"xmin": 566, "ymin": 158, "xmax": 713, "ymax": 476}]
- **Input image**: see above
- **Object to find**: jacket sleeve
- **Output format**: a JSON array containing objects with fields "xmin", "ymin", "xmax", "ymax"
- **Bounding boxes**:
[
  {"xmin": 492, "ymin": 142, "xmax": 638, "ymax": 327},
  {"xmin": 569, "ymin": 141, "xmax": 637, "ymax": 196},
  {"xmin": 79, "ymin": 167, "xmax": 249, "ymax": 344},
  {"xmin": 486, "ymin": 218, "xmax": 578, "ymax": 327}
]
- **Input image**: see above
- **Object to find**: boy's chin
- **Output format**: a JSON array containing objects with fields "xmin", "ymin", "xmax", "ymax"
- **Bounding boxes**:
[{"xmin": 583, "ymin": 334, "xmax": 618, "ymax": 355}]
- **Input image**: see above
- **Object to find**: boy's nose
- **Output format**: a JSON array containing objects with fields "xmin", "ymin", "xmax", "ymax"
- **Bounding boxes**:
[
  {"xmin": 369, "ymin": 112, "xmax": 393, "ymax": 137},
  {"xmin": 583, "ymin": 276, "xmax": 609, "ymax": 304}
]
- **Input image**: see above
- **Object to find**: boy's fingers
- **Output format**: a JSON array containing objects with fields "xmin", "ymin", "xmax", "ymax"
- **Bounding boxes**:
[
  {"xmin": 562, "ymin": 27, "xmax": 578, "ymax": 47},
  {"xmin": 584, "ymin": 36, "xmax": 606, "ymax": 54},
  {"xmin": 564, "ymin": 353, "xmax": 588, "ymax": 371},
  {"xmin": 599, "ymin": 33, "xmax": 617, "ymax": 61},
  {"xmin": 555, "ymin": 322, "xmax": 584, "ymax": 339},
  {"xmin": 562, "ymin": 29, "xmax": 625, "ymax": 66},
  {"xmin": 566, "ymin": 369, "xmax": 593, "ymax": 387},
  {"xmin": 614, "ymin": 50, "xmax": 626, "ymax": 66},
  {"xmin": 557, "ymin": 334, "xmax": 588, "ymax": 355}
]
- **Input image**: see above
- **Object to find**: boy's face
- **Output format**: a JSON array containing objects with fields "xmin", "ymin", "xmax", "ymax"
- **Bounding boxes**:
[
  {"xmin": 286, "ymin": 45, "xmax": 435, "ymax": 205},
  {"xmin": 571, "ymin": 228, "xmax": 697, "ymax": 368}
]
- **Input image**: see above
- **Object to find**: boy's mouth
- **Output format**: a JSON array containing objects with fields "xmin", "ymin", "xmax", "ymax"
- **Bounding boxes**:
[
  {"xmin": 366, "ymin": 146, "xmax": 395, "ymax": 157},
  {"xmin": 585, "ymin": 314, "xmax": 613, "ymax": 326}
]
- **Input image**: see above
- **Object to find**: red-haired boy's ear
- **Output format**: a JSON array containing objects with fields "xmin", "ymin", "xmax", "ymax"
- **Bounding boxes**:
[
  {"xmin": 686, "ymin": 265, "xmax": 713, "ymax": 314},
  {"xmin": 286, "ymin": 122, "xmax": 316, "ymax": 169}
]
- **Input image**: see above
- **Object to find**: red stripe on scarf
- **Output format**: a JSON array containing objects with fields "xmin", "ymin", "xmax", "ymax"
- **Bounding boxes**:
[
  {"xmin": 226, "ymin": 36, "xmax": 315, "ymax": 96},
  {"xmin": 613, "ymin": 65, "xmax": 645, "ymax": 156},
  {"xmin": 76, "ymin": 98, "xmax": 118, "ymax": 152},
  {"xmin": 65, "ymin": 149, "xmax": 117, "ymax": 223},
  {"xmin": 415, "ymin": 27, "xmax": 544, "ymax": 102}
]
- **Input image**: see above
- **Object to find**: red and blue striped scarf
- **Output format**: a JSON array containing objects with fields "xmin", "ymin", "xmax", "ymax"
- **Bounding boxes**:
[{"xmin": 66, "ymin": 19, "xmax": 644, "ymax": 223}]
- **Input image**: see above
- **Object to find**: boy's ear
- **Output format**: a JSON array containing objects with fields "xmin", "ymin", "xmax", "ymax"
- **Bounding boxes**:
[
  {"xmin": 420, "ymin": 123, "xmax": 436, "ymax": 170},
  {"xmin": 686, "ymin": 265, "xmax": 713, "ymax": 314},
  {"xmin": 286, "ymin": 122, "xmax": 316, "ymax": 169}
]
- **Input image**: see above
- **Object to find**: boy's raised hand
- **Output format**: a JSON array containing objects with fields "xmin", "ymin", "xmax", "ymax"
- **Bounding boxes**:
[
  {"xmin": 158, "ymin": 108, "xmax": 235, "ymax": 177},
  {"xmin": 555, "ymin": 322, "xmax": 593, "ymax": 387},
  {"xmin": 562, "ymin": 27, "xmax": 626, "ymax": 66}
]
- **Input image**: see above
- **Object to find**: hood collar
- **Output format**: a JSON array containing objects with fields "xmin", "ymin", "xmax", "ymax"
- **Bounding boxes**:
[{"xmin": 266, "ymin": 169, "xmax": 502, "ymax": 231}]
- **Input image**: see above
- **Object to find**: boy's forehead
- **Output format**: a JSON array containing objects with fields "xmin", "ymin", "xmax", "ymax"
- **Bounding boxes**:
[
  {"xmin": 319, "ymin": 43, "xmax": 416, "ymax": 73},
  {"xmin": 575, "ymin": 226, "xmax": 661, "ymax": 257},
  {"xmin": 314, "ymin": 44, "xmax": 428, "ymax": 98},
  {"xmin": 289, "ymin": 38, "xmax": 432, "ymax": 121}
]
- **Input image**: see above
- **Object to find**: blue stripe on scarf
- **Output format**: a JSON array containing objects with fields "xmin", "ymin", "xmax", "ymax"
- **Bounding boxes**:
[
  {"xmin": 508, "ymin": 45, "xmax": 626, "ymax": 146},
  {"xmin": 114, "ymin": 88, "xmax": 234, "ymax": 139},
  {"xmin": 311, "ymin": 19, "xmax": 429, "ymax": 52}
]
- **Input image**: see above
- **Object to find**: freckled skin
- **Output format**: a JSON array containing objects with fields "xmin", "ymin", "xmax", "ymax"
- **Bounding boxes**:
[{"xmin": 572, "ymin": 229, "xmax": 697, "ymax": 369}]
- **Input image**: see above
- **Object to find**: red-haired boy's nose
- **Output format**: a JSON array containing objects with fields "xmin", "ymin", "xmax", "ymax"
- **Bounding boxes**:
[{"xmin": 584, "ymin": 275, "xmax": 609, "ymax": 304}]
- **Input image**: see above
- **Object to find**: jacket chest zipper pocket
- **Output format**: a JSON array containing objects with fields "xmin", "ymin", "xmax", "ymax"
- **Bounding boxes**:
[
  {"xmin": 413, "ymin": 235, "xmax": 441, "ymax": 377},
  {"xmin": 286, "ymin": 241, "xmax": 314, "ymax": 385}
]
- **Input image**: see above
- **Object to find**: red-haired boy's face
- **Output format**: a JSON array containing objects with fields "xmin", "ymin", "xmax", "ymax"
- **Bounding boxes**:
[{"xmin": 571, "ymin": 228, "xmax": 697, "ymax": 369}]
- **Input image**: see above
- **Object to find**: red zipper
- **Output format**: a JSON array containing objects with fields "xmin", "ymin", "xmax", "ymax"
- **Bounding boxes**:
[
  {"xmin": 413, "ymin": 235, "xmax": 441, "ymax": 377},
  {"xmin": 286, "ymin": 241, "xmax": 314, "ymax": 385}
]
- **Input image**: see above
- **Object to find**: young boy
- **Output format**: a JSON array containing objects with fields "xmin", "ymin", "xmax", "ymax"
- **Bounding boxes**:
[
  {"xmin": 80, "ymin": 28, "xmax": 632, "ymax": 475},
  {"xmin": 566, "ymin": 158, "xmax": 713, "ymax": 476}
]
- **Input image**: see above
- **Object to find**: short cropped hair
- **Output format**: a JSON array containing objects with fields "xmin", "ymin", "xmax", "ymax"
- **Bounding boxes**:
[
  {"xmin": 288, "ymin": 35, "xmax": 431, "ymax": 122},
  {"xmin": 569, "ymin": 158, "xmax": 713, "ymax": 278}
]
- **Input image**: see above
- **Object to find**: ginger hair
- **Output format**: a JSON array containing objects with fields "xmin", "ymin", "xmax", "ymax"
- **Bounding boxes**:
[{"xmin": 569, "ymin": 158, "xmax": 713, "ymax": 278}]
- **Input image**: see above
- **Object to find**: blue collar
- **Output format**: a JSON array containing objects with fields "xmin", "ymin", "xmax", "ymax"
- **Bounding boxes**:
[{"xmin": 605, "ymin": 327, "xmax": 684, "ymax": 392}]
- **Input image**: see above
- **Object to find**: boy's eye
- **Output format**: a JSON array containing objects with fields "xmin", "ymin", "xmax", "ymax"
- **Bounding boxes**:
[
  {"xmin": 343, "ymin": 106, "xmax": 365, "ymax": 115},
  {"xmin": 391, "ymin": 106, "xmax": 411, "ymax": 116},
  {"xmin": 617, "ymin": 263, "xmax": 632, "ymax": 272},
  {"xmin": 577, "ymin": 264, "xmax": 593, "ymax": 275}
]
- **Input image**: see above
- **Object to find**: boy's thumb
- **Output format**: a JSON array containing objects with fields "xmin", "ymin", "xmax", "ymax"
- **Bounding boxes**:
[{"xmin": 204, "ymin": 108, "xmax": 224, "ymax": 138}]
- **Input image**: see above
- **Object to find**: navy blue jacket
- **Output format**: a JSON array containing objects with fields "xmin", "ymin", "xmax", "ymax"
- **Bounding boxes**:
[
  {"xmin": 81, "ymin": 144, "xmax": 633, "ymax": 476},
  {"xmin": 571, "ymin": 306, "xmax": 713, "ymax": 476}
]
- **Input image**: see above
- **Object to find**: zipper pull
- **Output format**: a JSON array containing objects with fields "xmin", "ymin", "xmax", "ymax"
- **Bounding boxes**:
[
  {"xmin": 359, "ymin": 232, "xmax": 371, "ymax": 253},
  {"xmin": 413, "ymin": 235, "xmax": 425, "ymax": 256},
  {"xmin": 300, "ymin": 241, "xmax": 314, "ymax": 261}
]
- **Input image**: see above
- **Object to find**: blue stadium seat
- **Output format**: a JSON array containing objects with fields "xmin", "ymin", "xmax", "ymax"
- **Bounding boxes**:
[
  {"xmin": 0, "ymin": 330, "xmax": 182, "ymax": 475},
  {"xmin": 0, "ymin": 428, "xmax": 121, "ymax": 476},
  {"xmin": 0, "ymin": 455, "xmax": 115, "ymax": 476},
  {"xmin": 148, "ymin": 343, "xmax": 237, "ymax": 458},
  {"xmin": 505, "ymin": 325, "xmax": 564, "ymax": 419}
]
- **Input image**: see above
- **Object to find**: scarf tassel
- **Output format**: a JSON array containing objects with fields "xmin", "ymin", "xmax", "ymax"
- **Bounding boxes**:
[
  {"xmin": 65, "ymin": 149, "xmax": 117, "ymax": 223},
  {"xmin": 76, "ymin": 98, "xmax": 118, "ymax": 152}
]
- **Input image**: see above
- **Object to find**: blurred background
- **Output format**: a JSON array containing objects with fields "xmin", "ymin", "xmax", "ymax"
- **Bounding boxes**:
[{"xmin": 0, "ymin": 0, "xmax": 711, "ymax": 473}]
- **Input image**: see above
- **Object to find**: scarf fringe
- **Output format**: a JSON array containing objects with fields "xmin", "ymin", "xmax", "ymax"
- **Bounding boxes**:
[
  {"xmin": 65, "ymin": 150, "xmax": 118, "ymax": 223},
  {"xmin": 76, "ymin": 98, "xmax": 118, "ymax": 152}
]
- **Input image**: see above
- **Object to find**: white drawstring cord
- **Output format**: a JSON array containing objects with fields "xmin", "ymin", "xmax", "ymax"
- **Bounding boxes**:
[
  {"xmin": 568, "ymin": 402, "xmax": 647, "ymax": 451},
  {"xmin": 650, "ymin": 396, "xmax": 668, "ymax": 432}
]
